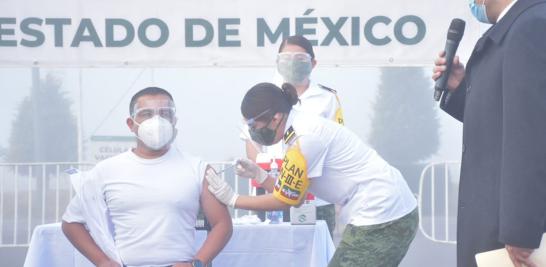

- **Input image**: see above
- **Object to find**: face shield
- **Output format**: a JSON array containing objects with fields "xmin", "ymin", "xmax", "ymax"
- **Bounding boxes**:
[
  {"xmin": 132, "ymin": 106, "xmax": 176, "ymax": 123},
  {"xmin": 131, "ymin": 99, "xmax": 176, "ymax": 150},
  {"xmin": 276, "ymin": 52, "xmax": 313, "ymax": 86},
  {"xmin": 246, "ymin": 109, "xmax": 284, "ymax": 146}
]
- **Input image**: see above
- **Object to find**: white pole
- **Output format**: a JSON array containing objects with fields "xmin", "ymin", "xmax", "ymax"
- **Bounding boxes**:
[
  {"xmin": 77, "ymin": 69, "xmax": 84, "ymax": 163},
  {"xmin": 445, "ymin": 163, "xmax": 449, "ymax": 242}
]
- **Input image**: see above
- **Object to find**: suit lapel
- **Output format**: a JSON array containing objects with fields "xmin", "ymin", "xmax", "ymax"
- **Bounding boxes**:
[{"xmin": 466, "ymin": 0, "xmax": 546, "ymax": 68}]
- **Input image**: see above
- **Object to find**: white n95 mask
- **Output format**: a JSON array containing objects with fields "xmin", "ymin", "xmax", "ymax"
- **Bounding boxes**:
[
  {"xmin": 134, "ymin": 115, "xmax": 174, "ymax": 150},
  {"xmin": 277, "ymin": 52, "xmax": 313, "ymax": 86}
]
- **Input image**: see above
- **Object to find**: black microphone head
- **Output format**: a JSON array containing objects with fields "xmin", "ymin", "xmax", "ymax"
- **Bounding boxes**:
[{"xmin": 447, "ymin": 18, "xmax": 466, "ymax": 42}]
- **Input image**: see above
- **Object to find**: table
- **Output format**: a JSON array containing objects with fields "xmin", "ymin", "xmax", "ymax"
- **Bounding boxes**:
[{"xmin": 24, "ymin": 221, "xmax": 335, "ymax": 267}]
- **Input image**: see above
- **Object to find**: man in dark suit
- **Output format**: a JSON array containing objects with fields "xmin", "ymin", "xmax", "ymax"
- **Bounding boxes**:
[{"xmin": 432, "ymin": 0, "xmax": 546, "ymax": 266}]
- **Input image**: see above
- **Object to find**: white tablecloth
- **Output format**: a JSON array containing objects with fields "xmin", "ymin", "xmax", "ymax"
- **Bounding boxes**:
[{"xmin": 24, "ymin": 221, "xmax": 335, "ymax": 267}]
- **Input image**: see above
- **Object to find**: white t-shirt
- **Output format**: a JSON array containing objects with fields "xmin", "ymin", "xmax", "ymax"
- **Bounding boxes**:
[
  {"xmin": 282, "ymin": 110, "xmax": 417, "ymax": 226},
  {"xmin": 63, "ymin": 146, "xmax": 206, "ymax": 266},
  {"xmin": 263, "ymin": 81, "xmax": 342, "ymax": 159}
]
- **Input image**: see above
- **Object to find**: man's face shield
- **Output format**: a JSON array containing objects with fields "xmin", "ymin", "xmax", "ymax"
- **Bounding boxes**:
[
  {"xmin": 130, "ymin": 98, "xmax": 177, "ymax": 150},
  {"xmin": 131, "ymin": 99, "xmax": 176, "ymax": 123},
  {"xmin": 132, "ymin": 107, "xmax": 176, "ymax": 122}
]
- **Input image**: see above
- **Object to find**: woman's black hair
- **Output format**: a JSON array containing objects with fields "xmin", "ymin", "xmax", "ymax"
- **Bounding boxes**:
[
  {"xmin": 241, "ymin": 82, "xmax": 299, "ymax": 121},
  {"xmin": 278, "ymin": 35, "xmax": 315, "ymax": 60}
]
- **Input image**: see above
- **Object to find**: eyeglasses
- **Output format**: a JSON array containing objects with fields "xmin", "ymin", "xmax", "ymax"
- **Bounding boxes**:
[
  {"xmin": 132, "ymin": 106, "xmax": 176, "ymax": 121},
  {"xmin": 277, "ymin": 52, "xmax": 311, "ymax": 62}
]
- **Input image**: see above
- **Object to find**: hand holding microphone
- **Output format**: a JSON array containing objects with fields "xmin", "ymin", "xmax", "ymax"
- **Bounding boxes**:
[
  {"xmin": 432, "ymin": 51, "xmax": 465, "ymax": 91},
  {"xmin": 433, "ymin": 18, "xmax": 466, "ymax": 101}
]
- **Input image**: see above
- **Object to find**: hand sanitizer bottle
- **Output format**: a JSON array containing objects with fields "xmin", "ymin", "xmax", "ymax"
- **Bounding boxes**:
[{"xmin": 267, "ymin": 160, "xmax": 283, "ymax": 224}]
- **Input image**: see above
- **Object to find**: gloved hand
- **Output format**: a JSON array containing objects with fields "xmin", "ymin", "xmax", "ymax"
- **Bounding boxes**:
[
  {"xmin": 235, "ymin": 158, "xmax": 268, "ymax": 184},
  {"xmin": 205, "ymin": 168, "xmax": 238, "ymax": 207}
]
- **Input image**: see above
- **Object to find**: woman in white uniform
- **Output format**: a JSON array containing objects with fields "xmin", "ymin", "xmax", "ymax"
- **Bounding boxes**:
[
  {"xmin": 244, "ymin": 35, "xmax": 343, "ymax": 237},
  {"xmin": 207, "ymin": 82, "xmax": 418, "ymax": 267},
  {"xmin": 245, "ymin": 35, "xmax": 343, "ymax": 160}
]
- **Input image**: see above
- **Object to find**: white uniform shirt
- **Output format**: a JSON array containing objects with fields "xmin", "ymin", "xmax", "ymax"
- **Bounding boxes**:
[
  {"xmin": 283, "ymin": 110, "xmax": 417, "ymax": 226},
  {"xmin": 264, "ymin": 81, "xmax": 341, "ymax": 158},
  {"xmin": 63, "ymin": 147, "xmax": 206, "ymax": 266},
  {"xmin": 261, "ymin": 82, "xmax": 342, "ymax": 207}
]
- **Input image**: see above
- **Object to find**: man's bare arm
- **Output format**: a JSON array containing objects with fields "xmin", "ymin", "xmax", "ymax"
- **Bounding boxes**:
[
  {"xmin": 61, "ymin": 221, "xmax": 119, "ymax": 267},
  {"xmin": 194, "ymin": 166, "xmax": 233, "ymax": 265}
]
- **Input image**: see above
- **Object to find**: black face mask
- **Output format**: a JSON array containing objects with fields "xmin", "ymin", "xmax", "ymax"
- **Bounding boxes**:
[{"xmin": 248, "ymin": 114, "xmax": 284, "ymax": 146}]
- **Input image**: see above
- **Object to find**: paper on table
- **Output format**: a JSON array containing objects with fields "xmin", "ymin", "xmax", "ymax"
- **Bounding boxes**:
[
  {"xmin": 232, "ymin": 215, "xmax": 262, "ymax": 225},
  {"xmin": 475, "ymin": 233, "xmax": 546, "ymax": 267}
]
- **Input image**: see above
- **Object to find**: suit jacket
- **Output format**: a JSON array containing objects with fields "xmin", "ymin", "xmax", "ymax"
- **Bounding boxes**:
[{"xmin": 440, "ymin": 0, "xmax": 546, "ymax": 266}]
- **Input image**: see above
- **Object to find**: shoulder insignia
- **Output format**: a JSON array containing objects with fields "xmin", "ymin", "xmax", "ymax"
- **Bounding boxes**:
[
  {"xmin": 283, "ymin": 126, "xmax": 297, "ymax": 145},
  {"xmin": 317, "ymin": 84, "xmax": 337, "ymax": 94}
]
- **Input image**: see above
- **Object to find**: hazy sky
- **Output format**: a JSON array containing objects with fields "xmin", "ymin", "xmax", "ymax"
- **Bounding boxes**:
[
  {"xmin": 0, "ymin": 8, "xmax": 495, "ymax": 164},
  {"xmin": 0, "ymin": 66, "xmax": 463, "ymax": 163}
]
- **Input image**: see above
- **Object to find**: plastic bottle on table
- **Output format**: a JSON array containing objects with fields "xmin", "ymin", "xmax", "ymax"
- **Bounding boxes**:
[{"xmin": 266, "ymin": 160, "xmax": 283, "ymax": 224}]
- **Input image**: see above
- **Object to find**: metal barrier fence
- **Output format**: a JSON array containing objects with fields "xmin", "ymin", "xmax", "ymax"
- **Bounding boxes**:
[
  {"xmin": 0, "ymin": 162, "xmax": 94, "ymax": 247},
  {"xmin": 418, "ymin": 161, "xmax": 461, "ymax": 245},
  {"xmin": 0, "ymin": 161, "xmax": 242, "ymax": 248},
  {"xmin": 2, "ymin": 160, "xmax": 462, "ymax": 247}
]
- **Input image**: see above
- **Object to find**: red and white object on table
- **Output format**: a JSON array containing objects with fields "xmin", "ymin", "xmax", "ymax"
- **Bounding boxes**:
[
  {"xmin": 290, "ymin": 193, "xmax": 317, "ymax": 225},
  {"xmin": 252, "ymin": 153, "xmax": 283, "ymax": 189}
]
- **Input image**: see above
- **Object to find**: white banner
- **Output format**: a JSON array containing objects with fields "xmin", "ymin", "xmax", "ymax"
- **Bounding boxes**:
[{"xmin": 0, "ymin": 0, "xmax": 483, "ymax": 67}]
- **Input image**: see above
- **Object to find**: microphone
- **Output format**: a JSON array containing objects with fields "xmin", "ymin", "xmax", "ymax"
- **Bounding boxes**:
[{"xmin": 434, "ymin": 18, "xmax": 466, "ymax": 101}]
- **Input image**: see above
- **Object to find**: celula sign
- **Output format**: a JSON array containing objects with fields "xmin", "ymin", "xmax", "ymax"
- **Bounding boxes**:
[{"xmin": 88, "ymin": 136, "xmax": 134, "ymax": 162}]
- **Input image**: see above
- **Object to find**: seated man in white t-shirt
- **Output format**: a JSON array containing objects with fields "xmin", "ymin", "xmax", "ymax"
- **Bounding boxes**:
[{"xmin": 62, "ymin": 87, "xmax": 232, "ymax": 267}]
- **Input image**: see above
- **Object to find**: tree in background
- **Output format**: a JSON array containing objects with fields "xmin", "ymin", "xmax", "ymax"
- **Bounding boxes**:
[
  {"xmin": 6, "ymin": 73, "xmax": 77, "ymax": 163},
  {"xmin": 0, "ymin": 146, "xmax": 6, "ymax": 161},
  {"xmin": 368, "ymin": 67, "xmax": 439, "ymax": 169}
]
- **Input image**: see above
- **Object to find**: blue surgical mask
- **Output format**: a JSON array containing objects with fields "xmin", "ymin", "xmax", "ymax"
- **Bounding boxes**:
[{"xmin": 468, "ymin": 0, "xmax": 491, "ymax": 24}]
